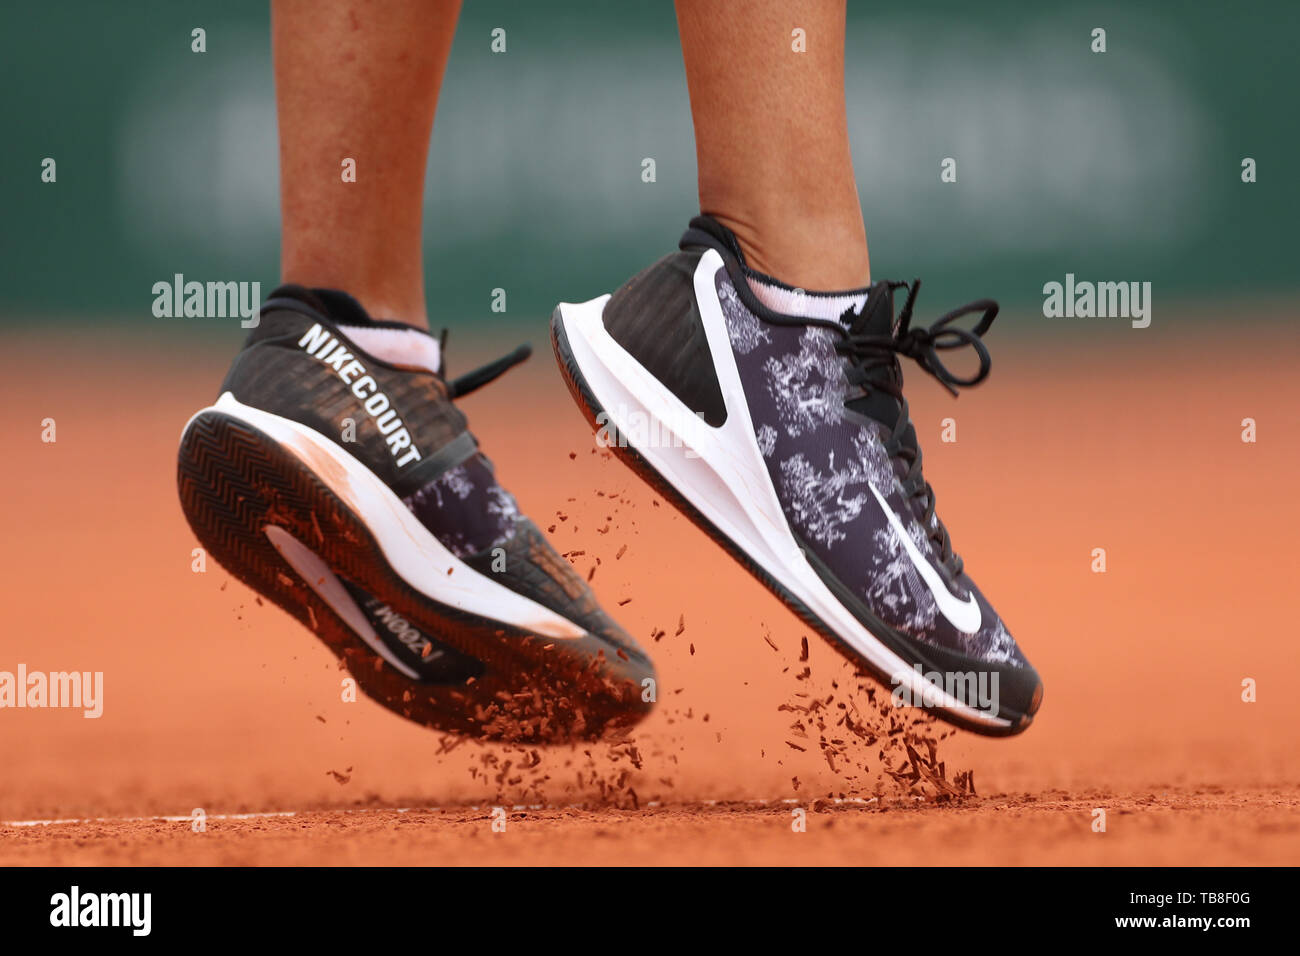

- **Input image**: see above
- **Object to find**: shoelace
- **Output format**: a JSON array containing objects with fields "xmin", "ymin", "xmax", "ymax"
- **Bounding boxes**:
[
  {"xmin": 447, "ymin": 342, "xmax": 532, "ymax": 399},
  {"xmin": 835, "ymin": 279, "xmax": 998, "ymax": 577}
]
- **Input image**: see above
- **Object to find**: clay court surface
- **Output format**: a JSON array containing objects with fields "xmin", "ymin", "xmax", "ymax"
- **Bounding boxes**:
[{"xmin": 2, "ymin": 317, "xmax": 1297, "ymax": 865}]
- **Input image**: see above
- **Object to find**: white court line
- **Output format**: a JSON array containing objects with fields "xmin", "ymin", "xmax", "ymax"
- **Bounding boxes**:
[{"xmin": 1, "ymin": 796, "xmax": 883, "ymax": 829}]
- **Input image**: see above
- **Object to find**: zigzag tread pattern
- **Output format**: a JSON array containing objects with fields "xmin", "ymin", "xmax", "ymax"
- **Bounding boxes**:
[{"xmin": 175, "ymin": 410, "xmax": 648, "ymax": 742}]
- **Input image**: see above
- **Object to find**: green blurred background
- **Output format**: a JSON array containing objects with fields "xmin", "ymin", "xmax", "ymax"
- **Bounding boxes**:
[{"xmin": 2, "ymin": 0, "xmax": 1296, "ymax": 333}]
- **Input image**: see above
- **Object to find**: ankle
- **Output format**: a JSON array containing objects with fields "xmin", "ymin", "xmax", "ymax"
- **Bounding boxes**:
[
  {"xmin": 707, "ymin": 209, "xmax": 870, "ymax": 291},
  {"xmin": 280, "ymin": 255, "xmax": 428, "ymax": 329}
]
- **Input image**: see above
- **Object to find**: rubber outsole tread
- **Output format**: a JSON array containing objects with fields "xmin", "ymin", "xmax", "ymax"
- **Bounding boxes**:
[{"xmin": 177, "ymin": 410, "xmax": 649, "ymax": 743}]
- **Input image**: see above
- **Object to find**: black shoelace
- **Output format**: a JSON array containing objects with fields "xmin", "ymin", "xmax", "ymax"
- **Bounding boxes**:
[
  {"xmin": 447, "ymin": 342, "xmax": 532, "ymax": 398},
  {"xmin": 835, "ymin": 279, "xmax": 998, "ymax": 578}
]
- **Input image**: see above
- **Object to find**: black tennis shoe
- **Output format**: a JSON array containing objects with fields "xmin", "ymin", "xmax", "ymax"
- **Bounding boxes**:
[
  {"xmin": 552, "ymin": 216, "xmax": 1042, "ymax": 736},
  {"xmin": 178, "ymin": 286, "xmax": 654, "ymax": 742}
]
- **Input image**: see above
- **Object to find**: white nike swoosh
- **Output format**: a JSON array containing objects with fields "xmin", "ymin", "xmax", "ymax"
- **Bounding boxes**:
[{"xmin": 868, "ymin": 483, "xmax": 981, "ymax": 634}]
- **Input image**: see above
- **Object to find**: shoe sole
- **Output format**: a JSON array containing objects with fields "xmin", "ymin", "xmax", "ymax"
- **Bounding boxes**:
[
  {"xmin": 176, "ymin": 394, "xmax": 651, "ymax": 742},
  {"xmin": 551, "ymin": 270, "xmax": 1032, "ymax": 737}
]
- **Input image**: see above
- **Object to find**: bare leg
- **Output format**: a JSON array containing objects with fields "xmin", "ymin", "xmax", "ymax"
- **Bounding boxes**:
[
  {"xmin": 675, "ymin": 0, "xmax": 869, "ymax": 289},
  {"xmin": 273, "ymin": 0, "xmax": 462, "ymax": 327}
]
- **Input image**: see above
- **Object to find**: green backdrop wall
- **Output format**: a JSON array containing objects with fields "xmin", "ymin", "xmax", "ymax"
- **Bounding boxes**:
[{"xmin": 2, "ymin": 1, "xmax": 1295, "ymax": 328}]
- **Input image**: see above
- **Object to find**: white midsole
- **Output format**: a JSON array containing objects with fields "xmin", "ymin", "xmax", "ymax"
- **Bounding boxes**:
[
  {"xmin": 556, "ymin": 249, "xmax": 1008, "ymax": 728},
  {"xmin": 264, "ymin": 525, "xmax": 422, "ymax": 679},
  {"xmin": 181, "ymin": 392, "xmax": 587, "ymax": 642}
]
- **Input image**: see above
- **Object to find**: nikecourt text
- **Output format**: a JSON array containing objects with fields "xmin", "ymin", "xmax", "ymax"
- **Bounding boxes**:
[{"xmin": 298, "ymin": 323, "xmax": 423, "ymax": 467}]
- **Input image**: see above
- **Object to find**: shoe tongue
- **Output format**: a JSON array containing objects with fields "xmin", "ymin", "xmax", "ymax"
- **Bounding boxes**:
[
  {"xmin": 844, "ymin": 283, "xmax": 918, "ymax": 463},
  {"xmin": 845, "ymin": 281, "xmax": 897, "ymax": 336}
]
